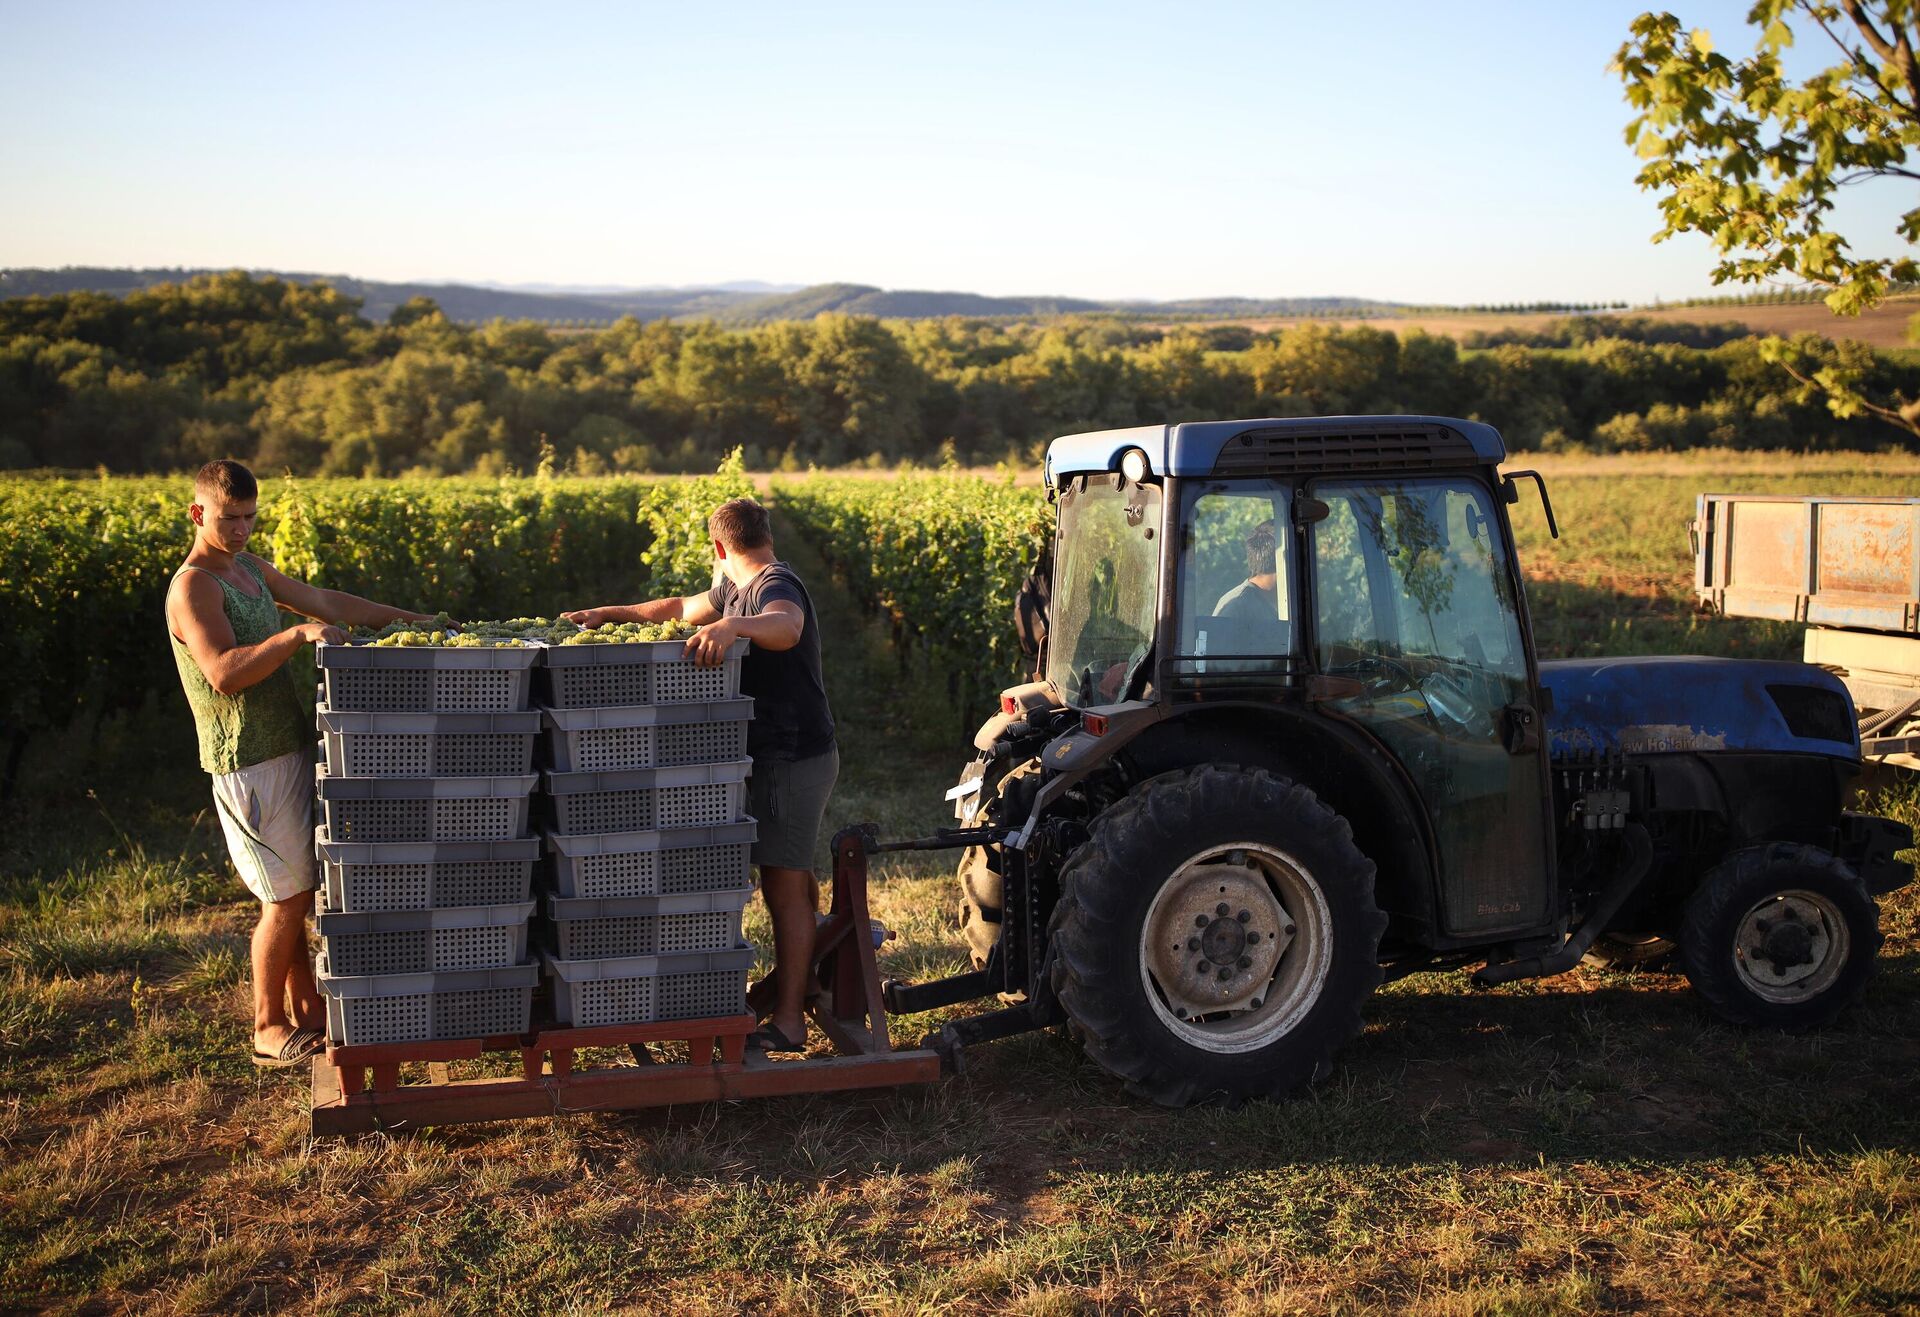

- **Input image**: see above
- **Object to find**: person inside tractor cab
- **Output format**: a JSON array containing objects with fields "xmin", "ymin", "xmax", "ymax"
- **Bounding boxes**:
[
  {"xmin": 1209, "ymin": 519, "xmax": 1287, "ymax": 652},
  {"xmin": 564, "ymin": 498, "xmax": 836, "ymax": 1057}
]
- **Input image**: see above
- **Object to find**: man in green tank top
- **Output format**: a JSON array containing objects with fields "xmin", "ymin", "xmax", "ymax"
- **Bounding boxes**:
[{"xmin": 166, "ymin": 460, "xmax": 432, "ymax": 1067}]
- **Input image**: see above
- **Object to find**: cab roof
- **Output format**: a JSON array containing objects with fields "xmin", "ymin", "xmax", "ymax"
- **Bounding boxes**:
[{"xmin": 1044, "ymin": 415, "xmax": 1507, "ymax": 486}]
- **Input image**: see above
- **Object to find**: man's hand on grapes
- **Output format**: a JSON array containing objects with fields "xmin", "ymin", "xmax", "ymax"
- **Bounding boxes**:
[{"xmin": 562, "ymin": 607, "xmax": 612, "ymax": 628}]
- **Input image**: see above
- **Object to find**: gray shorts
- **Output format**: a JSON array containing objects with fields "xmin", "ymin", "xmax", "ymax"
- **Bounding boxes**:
[{"xmin": 748, "ymin": 744, "xmax": 839, "ymax": 871}]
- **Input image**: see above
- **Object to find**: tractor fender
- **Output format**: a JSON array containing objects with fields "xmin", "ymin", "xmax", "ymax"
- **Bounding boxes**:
[{"xmin": 1038, "ymin": 700, "xmax": 1161, "ymax": 772}]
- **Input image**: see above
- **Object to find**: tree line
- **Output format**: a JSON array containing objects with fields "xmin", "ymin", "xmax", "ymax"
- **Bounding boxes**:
[{"xmin": 3, "ymin": 272, "xmax": 1917, "ymax": 474}]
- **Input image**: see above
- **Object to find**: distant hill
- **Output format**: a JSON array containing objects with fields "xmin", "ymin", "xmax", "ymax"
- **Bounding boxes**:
[
  {"xmin": 0, "ymin": 266, "xmax": 1414, "ymax": 327},
  {"xmin": 0, "ymin": 267, "xmax": 768, "ymax": 325},
  {"xmin": 709, "ymin": 283, "xmax": 1401, "ymax": 324}
]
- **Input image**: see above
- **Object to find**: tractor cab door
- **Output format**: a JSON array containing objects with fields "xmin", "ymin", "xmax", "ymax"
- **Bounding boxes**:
[{"xmin": 1307, "ymin": 475, "xmax": 1554, "ymax": 937}]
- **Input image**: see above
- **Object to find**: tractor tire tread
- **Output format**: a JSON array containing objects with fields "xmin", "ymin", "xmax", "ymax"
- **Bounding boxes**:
[{"xmin": 1047, "ymin": 763, "xmax": 1384, "ymax": 1106}]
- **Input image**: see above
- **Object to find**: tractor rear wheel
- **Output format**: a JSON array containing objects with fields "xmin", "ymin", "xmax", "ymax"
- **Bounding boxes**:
[
  {"xmin": 1677, "ymin": 843, "xmax": 1882, "ymax": 1030},
  {"xmin": 1047, "ymin": 764, "xmax": 1385, "ymax": 1106}
]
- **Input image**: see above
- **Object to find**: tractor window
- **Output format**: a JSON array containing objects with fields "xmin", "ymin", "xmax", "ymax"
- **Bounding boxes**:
[
  {"xmin": 1310, "ymin": 478, "xmax": 1524, "ymax": 689},
  {"xmin": 1046, "ymin": 475, "xmax": 1161, "ymax": 707},
  {"xmin": 1174, "ymin": 480, "xmax": 1294, "ymax": 678}
]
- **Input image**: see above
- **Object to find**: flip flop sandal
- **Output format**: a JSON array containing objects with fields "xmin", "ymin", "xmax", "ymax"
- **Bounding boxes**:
[
  {"xmin": 746, "ymin": 1022, "xmax": 808, "ymax": 1054},
  {"xmin": 746, "ymin": 976, "xmax": 822, "ymax": 1018},
  {"xmin": 252, "ymin": 1026, "xmax": 324, "ymax": 1068}
]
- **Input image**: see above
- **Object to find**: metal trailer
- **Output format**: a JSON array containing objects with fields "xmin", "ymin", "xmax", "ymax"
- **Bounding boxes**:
[{"xmin": 1693, "ymin": 493, "xmax": 1920, "ymax": 767}]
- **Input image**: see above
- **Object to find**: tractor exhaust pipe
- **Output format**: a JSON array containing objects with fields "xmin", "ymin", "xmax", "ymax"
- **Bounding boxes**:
[{"xmin": 1472, "ymin": 823, "xmax": 1654, "ymax": 987}]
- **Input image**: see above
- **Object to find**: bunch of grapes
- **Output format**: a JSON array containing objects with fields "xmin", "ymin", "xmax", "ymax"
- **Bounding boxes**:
[
  {"xmin": 363, "ymin": 628, "xmax": 523, "ymax": 648},
  {"xmin": 560, "ymin": 618, "xmax": 697, "ymax": 645},
  {"xmin": 351, "ymin": 614, "xmax": 455, "ymax": 642},
  {"xmin": 346, "ymin": 613, "xmax": 697, "ymax": 648},
  {"xmin": 456, "ymin": 616, "xmax": 582, "ymax": 644}
]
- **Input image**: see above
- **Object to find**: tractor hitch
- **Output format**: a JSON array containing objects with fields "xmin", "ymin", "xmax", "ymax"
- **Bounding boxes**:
[{"xmin": 840, "ymin": 821, "xmax": 1053, "ymax": 1053}]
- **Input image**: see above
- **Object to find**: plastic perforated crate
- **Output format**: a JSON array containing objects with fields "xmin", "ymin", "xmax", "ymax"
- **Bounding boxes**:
[
  {"xmin": 540, "ymin": 946, "xmax": 753, "ymax": 1028},
  {"xmin": 317, "ymin": 830, "xmax": 538, "ymax": 912},
  {"xmin": 315, "ymin": 896, "xmax": 534, "ymax": 975},
  {"xmin": 316, "ymin": 640, "xmax": 539, "ymax": 712},
  {"xmin": 546, "ymin": 888, "xmax": 750, "ymax": 960},
  {"xmin": 538, "ymin": 637, "xmax": 747, "ymax": 709},
  {"xmin": 317, "ymin": 951, "xmax": 537, "ymax": 1046},
  {"xmin": 542, "ymin": 821, "xmax": 757, "ymax": 899},
  {"xmin": 538, "ymin": 698, "xmax": 753, "ymax": 772},
  {"xmin": 542, "ymin": 760, "xmax": 751, "ymax": 835},
  {"xmin": 319, "ymin": 708, "xmax": 540, "ymax": 778},
  {"xmin": 315, "ymin": 765, "xmax": 536, "ymax": 843}
]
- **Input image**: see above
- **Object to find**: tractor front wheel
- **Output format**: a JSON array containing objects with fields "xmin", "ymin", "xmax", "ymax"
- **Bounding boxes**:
[
  {"xmin": 1677, "ymin": 843, "xmax": 1882, "ymax": 1030},
  {"xmin": 1047, "ymin": 765, "xmax": 1385, "ymax": 1106}
]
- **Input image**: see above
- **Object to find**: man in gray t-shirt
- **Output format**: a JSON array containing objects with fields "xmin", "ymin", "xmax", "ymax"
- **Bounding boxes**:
[{"xmin": 565, "ymin": 497, "xmax": 836, "ymax": 1057}]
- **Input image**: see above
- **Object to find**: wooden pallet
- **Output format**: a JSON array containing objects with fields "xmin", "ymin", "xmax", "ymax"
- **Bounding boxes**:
[{"xmin": 310, "ymin": 826, "xmax": 942, "ymax": 1134}]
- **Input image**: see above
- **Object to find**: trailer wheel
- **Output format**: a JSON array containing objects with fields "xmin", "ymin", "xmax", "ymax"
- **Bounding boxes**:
[
  {"xmin": 1678, "ymin": 843, "xmax": 1882, "ymax": 1030},
  {"xmin": 1047, "ymin": 764, "xmax": 1385, "ymax": 1106}
]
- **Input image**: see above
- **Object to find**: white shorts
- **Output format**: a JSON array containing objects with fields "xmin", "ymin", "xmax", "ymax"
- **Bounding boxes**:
[{"xmin": 211, "ymin": 750, "xmax": 317, "ymax": 904}]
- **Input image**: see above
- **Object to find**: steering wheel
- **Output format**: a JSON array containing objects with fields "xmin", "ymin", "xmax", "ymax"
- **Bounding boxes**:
[{"xmin": 1332, "ymin": 652, "xmax": 1416, "ymax": 694}]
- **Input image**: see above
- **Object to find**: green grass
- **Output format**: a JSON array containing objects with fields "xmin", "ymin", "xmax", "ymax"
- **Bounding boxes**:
[{"xmin": 1, "ymin": 454, "xmax": 1917, "ymax": 1313}]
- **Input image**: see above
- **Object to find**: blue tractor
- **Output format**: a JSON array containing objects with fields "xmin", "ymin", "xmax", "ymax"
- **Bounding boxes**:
[{"xmin": 878, "ymin": 415, "xmax": 1914, "ymax": 1106}]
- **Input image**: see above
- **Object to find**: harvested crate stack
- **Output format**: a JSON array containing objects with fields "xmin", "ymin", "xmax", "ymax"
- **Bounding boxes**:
[
  {"xmin": 312, "ymin": 640, "xmax": 541, "ymax": 1046},
  {"xmin": 537, "ymin": 635, "xmax": 757, "ymax": 1028}
]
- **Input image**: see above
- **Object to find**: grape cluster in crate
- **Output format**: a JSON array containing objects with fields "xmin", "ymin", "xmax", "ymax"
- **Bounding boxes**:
[{"xmin": 310, "ymin": 616, "xmax": 755, "ymax": 1048}]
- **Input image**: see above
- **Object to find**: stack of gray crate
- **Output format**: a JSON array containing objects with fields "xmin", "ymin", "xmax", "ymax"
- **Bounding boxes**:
[
  {"xmin": 311, "ymin": 642, "xmax": 542, "ymax": 1046},
  {"xmin": 537, "ymin": 639, "xmax": 757, "ymax": 1028}
]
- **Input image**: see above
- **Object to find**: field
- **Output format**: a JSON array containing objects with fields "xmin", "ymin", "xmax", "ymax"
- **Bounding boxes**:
[
  {"xmin": 2, "ymin": 453, "xmax": 1918, "ymax": 1313},
  {"xmin": 1200, "ymin": 295, "xmax": 1920, "ymax": 350}
]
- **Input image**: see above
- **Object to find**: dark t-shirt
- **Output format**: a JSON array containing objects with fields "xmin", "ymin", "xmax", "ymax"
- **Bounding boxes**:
[
  {"xmin": 1212, "ymin": 579, "xmax": 1276, "ymax": 623},
  {"xmin": 1210, "ymin": 579, "xmax": 1291, "ymax": 655},
  {"xmin": 708, "ymin": 562, "xmax": 836, "ymax": 762}
]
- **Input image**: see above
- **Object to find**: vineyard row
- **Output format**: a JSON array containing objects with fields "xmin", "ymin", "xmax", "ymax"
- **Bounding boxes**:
[{"xmin": 0, "ymin": 461, "xmax": 1046, "ymax": 787}]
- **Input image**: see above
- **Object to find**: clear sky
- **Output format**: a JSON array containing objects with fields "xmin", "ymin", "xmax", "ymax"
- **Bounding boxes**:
[{"xmin": 2, "ymin": 1, "xmax": 1912, "ymax": 305}]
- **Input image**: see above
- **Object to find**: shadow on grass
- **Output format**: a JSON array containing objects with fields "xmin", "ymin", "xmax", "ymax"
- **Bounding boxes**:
[{"xmin": 348, "ymin": 948, "xmax": 1918, "ymax": 1201}]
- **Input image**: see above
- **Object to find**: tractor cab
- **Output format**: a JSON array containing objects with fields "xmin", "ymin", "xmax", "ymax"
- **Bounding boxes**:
[{"xmin": 1039, "ymin": 417, "xmax": 1561, "ymax": 943}]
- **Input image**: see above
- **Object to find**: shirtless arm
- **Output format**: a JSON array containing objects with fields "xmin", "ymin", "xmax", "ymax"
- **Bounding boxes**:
[
  {"xmin": 246, "ymin": 554, "xmax": 433, "ymax": 629},
  {"xmin": 563, "ymin": 593, "xmax": 721, "ymax": 629},
  {"xmin": 168, "ymin": 572, "xmax": 341, "ymax": 696}
]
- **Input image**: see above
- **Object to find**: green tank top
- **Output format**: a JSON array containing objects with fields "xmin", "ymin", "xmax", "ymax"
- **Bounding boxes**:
[{"xmin": 169, "ymin": 556, "xmax": 309, "ymax": 775}]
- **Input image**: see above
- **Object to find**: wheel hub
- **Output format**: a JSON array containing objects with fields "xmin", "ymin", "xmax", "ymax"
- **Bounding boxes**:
[
  {"xmin": 1733, "ymin": 892, "xmax": 1844, "ymax": 997},
  {"xmin": 1756, "ymin": 914, "xmax": 1816, "ymax": 975},
  {"xmin": 1198, "ymin": 913, "xmax": 1249, "ymax": 966},
  {"xmin": 1145, "ymin": 858, "xmax": 1295, "ymax": 1020}
]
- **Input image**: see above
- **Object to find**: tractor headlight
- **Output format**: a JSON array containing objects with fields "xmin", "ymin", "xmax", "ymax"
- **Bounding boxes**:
[{"xmin": 1119, "ymin": 447, "xmax": 1150, "ymax": 484}]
